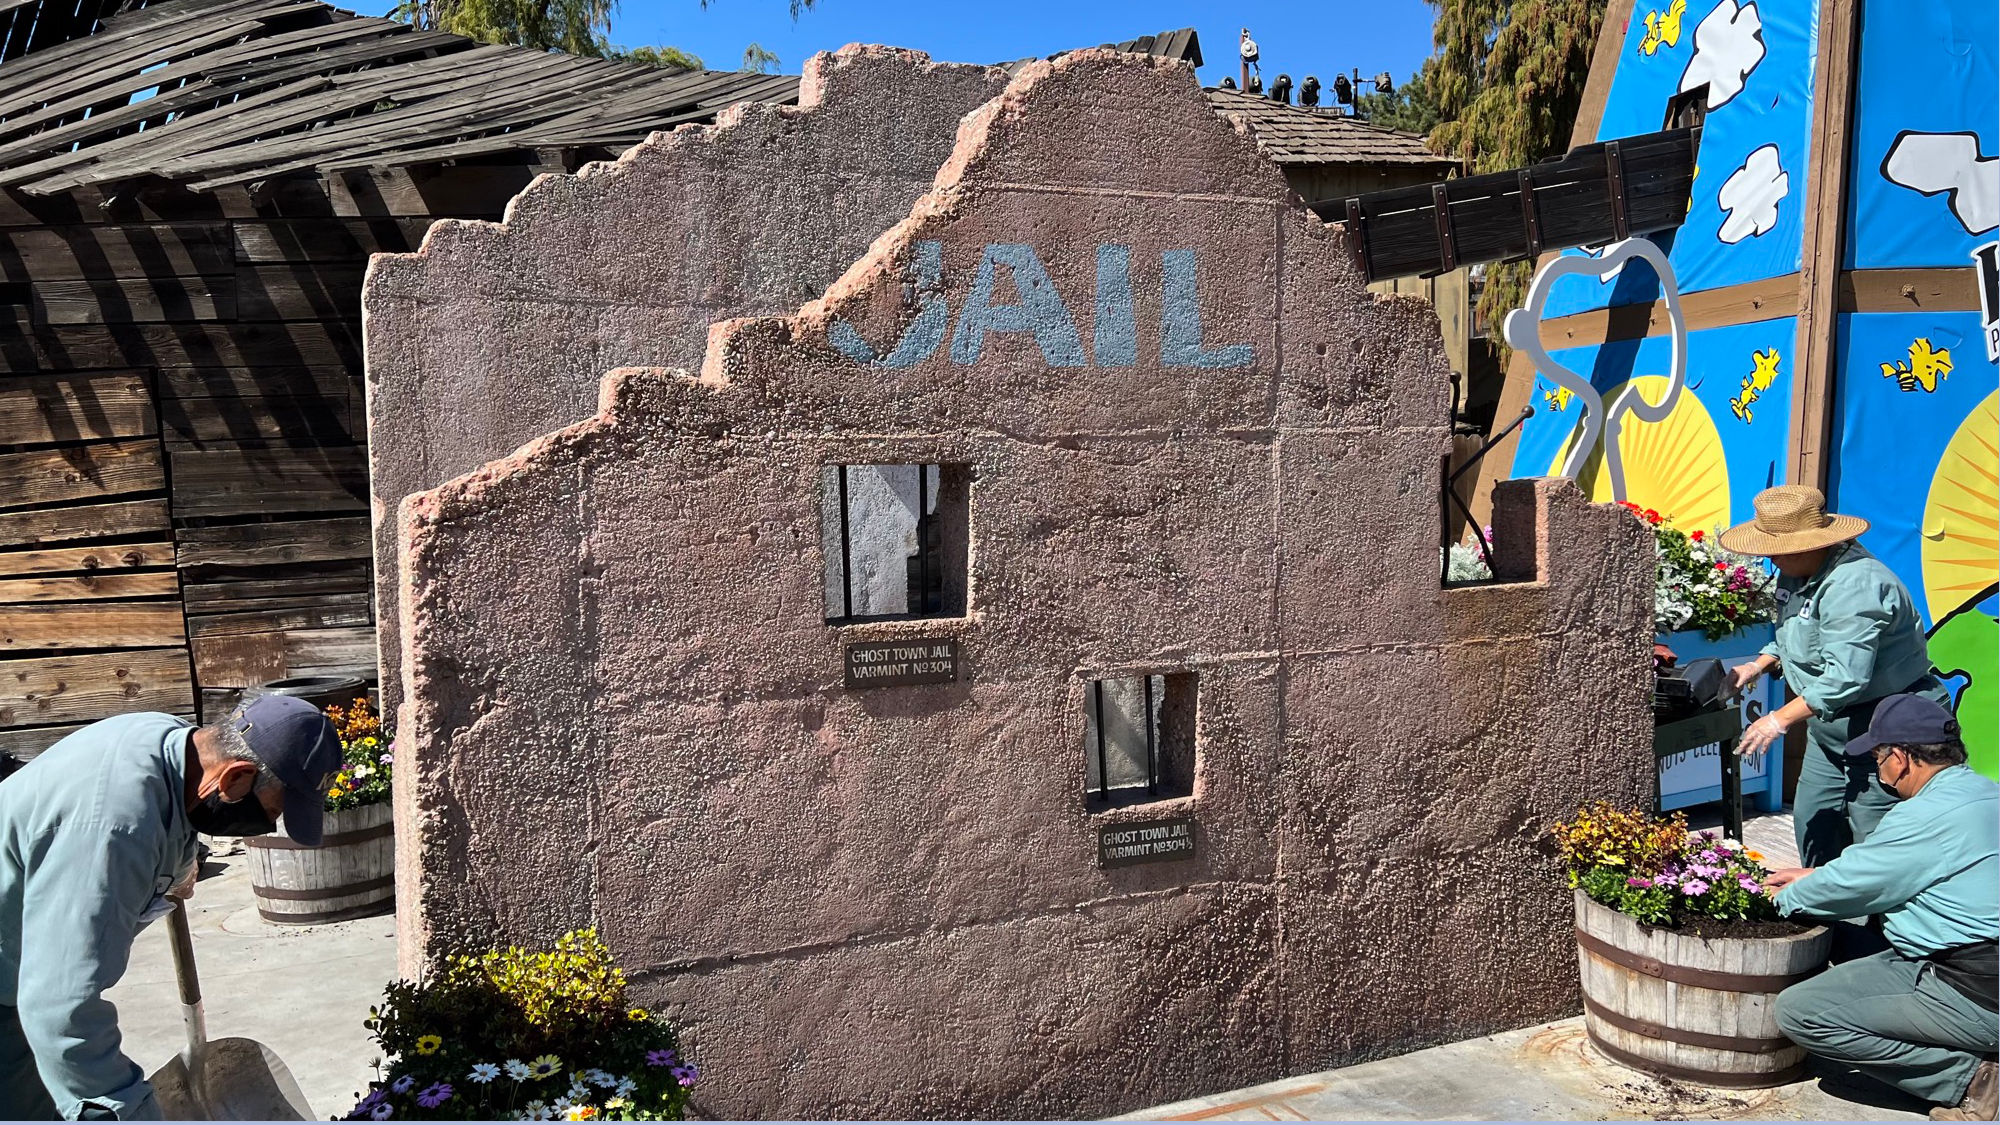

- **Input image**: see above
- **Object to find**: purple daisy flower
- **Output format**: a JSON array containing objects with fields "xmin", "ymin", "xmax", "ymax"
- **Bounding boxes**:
[
  {"xmin": 672, "ymin": 1063, "xmax": 699, "ymax": 1087},
  {"xmin": 1625, "ymin": 877, "xmax": 1652, "ymax": 888},
  {"xmin": 1739, "ymin": 876, "xmax": 1761, "ymax": 893},
  {"xmin": 370, "ymin": 1104, "xmax": 393, "ymax": 1121},
  {"xmin": 390, "ymin": 1075, "xmax": 415, "ymax": 1095},
  {"xmin": 354, "ymin": 1090, "xmax": 386, "ymax": 1112},
  {"xmin": 415, "ymin": 1083, "xmax": 453, "ymax": 1109},
  {"xmin": 1682, "ymin": 878, "xmax": 1711, "ymax": 896},
  {"xmin": 645, "ymin": 1049, "xmax": 678, "ymax": 1067}
]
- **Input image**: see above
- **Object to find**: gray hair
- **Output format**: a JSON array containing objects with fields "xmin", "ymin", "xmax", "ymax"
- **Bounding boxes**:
[
  {"xmin": 201, "ymin": 719, "xmax": 284, "ymax": 795},
  {"xmin": 1890, "ymin": 738, "xmax": 1969, "ymax": 768}
]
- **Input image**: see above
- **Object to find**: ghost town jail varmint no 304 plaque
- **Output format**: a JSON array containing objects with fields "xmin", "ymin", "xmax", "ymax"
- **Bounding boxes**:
[{"xmin": 843, "ymin": 637, "xmax": 961, "ymax": 689}]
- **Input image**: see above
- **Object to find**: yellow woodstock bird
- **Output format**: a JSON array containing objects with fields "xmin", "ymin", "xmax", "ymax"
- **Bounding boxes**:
[{"xmin": 1639, "ymin": 0, "xmax": 1688, "ymax": 55}]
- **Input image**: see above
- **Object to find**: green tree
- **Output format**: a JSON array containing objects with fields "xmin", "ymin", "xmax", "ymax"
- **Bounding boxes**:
[
  {"xmin": 1354, "ymin": 58, "xmax": 1444, "ymax": 135},
  {"xmin": 1421, "ymin": 0, "xmax": 1609, "ymax": 349},
  {"xmin": 390, "ymin": 0, "xmax": 716, "ymax": 67},
  {"xmin": 740, "ymin": 42, "xmax": 779, "ymax": 72}
]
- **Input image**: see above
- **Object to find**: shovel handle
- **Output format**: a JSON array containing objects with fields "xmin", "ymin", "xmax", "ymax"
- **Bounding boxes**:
[{"xmin": 166, "ymin": 897, "xmax": 201, "ymax": 1007}]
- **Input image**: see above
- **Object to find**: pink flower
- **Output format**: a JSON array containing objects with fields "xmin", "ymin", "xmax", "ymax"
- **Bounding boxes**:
[
  {"xmin": 1626, "ymin": 877, "xmax": 1652, "ymax": 888},
  {"xmin": 1681, "ymin": 878, "xmax": 1711, "ymax": 896},
  {"xmin": 1739, "ymin": 876, "xmax": 1761, "ymax": 893}
]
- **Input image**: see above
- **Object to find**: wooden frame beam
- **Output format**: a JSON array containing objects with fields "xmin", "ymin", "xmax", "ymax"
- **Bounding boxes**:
[{"xmin": 1788, "ymin": 0, "xmax": 1863, "ymax": 491}]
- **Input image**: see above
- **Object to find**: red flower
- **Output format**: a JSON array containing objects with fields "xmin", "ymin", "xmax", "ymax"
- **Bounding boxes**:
[
  {"xmin": 1690, "ymin": 530, "xmax": 1704, "ymax": 542},
  {"xmin": 1619, "ymin": 501, "xmax": 1641, "ymax": 512},
  {"xmin": 1643, "ymin": 508, "xmax": 1662, "ymax": 525},
  {"xmin": 1715, "ymin": 561, "xmax": 1729, "ymax": 570}
]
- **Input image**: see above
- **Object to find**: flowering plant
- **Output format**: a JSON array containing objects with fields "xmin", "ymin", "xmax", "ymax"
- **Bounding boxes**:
[
  {"xmin": 343, "ymin": 930, "xmax": 694, "ymax": 1121},
  {"xmin": 324, "ymin": 696, "xmax": 392, "ymax": 813},
  {"xmin": 1550, "ymin": 802, "xmax": 1778, "ymax": 926},
  {"xmin": 1620, "ymin": 502, "xmax": 1775, "ymax": 641}
]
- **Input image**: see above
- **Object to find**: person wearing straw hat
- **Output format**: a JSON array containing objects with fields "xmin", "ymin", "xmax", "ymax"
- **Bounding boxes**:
[{"xmin": 1721, "ymin": 485, "xmax": 1947, "ymax": 869}]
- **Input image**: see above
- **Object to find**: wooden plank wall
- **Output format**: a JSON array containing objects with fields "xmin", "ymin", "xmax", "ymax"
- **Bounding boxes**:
[{"xmin": 0, "ymin": 164, "xmax": 552, "ymax": 761}]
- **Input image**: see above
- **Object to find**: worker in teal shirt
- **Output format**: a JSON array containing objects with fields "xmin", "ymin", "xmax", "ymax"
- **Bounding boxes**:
[
  {"xmin": 1722, "ymin": 486, "xmax": 1943, "ymax": 867},
  {"xmin": 0, "ymin": 697, "xmax": 340, "ymax": 1120},
  {"xmin": 1763, "ymin": 694, "xmax": 1997, "ymax": 1121}
]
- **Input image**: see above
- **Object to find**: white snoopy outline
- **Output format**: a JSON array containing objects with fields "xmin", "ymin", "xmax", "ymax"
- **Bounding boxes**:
[{"xmin": 1502, "ymin": 238, "xmax": 1689, "ymax": 504}]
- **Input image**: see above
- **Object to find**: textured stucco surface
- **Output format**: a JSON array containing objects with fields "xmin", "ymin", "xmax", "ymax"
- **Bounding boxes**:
[
  {"xmin": 386, "ymin": 50, "xmax": 1657, "ymax": 1120},
  {"xmin": 363, "ymin": 45, "xmax": 1012, "ymax": 723}
]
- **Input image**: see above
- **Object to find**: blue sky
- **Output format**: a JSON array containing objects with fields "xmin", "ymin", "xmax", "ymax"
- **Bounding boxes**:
[{"xmin": 345, "ymin": 0, "xmax": 1440, "ymax": 90}]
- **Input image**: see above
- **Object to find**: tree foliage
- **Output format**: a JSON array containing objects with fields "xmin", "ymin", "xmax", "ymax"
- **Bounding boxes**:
[
  {"xmin": 1419, "ymin": 0, "xmax": 1609, "ymax": 350},
  {"xmin": 740, "ymin": 42, "xmax": 779, "ymax": 72},
  {"xmin": 390, "ymin": 0, "xmax": 715, "ymax": 69},
  {"xmin": 1354, "ymin": 58, "xmax": 1445, "ymax": 135}
]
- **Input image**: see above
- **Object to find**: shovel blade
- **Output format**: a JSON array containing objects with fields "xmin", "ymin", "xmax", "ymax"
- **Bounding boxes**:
[{"xmin": 148, "ymin": 1037, "xmax": 313, "ymax": 1121}]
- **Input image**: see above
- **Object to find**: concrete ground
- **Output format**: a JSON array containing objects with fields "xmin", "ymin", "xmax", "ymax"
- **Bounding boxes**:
[
  {"xmin": 104, "ymin": 849, "xmax": 398, "ymax": 1119},
  {"xmin": 1117, "ymin": 1019, "xmax": 1928, "ymax": 1122}
]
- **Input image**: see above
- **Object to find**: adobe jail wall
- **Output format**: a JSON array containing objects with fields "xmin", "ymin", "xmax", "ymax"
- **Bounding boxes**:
[
  {"xmin": 385, "ymin": 51, "xmax": 1657, "ymax": 1119},
  {"xmin": 363, "ymin": 45, "xmax": 1012, "ymax": 725}
]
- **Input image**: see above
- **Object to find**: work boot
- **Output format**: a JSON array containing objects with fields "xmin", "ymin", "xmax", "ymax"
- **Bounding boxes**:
[{"xmin": 1931, "ymin": 1059, "xmax": 1998, "ymax": 1121}]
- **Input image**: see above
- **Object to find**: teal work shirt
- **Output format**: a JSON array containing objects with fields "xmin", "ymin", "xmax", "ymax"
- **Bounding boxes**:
[
  {"xmin": 1760, "ymin": 542, "xmax": 1934, "ymax": 720},
  {"xmin": 1775, "ymin": 766, "xmax": 1999, "ymax": 956},
  {"xmin": 0, "ymin": 712, "xmax": 199, "ymax": 1120}
]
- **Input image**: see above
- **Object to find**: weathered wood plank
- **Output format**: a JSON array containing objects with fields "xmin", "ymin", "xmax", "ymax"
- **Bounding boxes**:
[
  {"xmin": 1537, "ymin": 274, "xmax": 1803, "ymax": 348},
  {"xmin": 0, "ymin": 438, "xmax": 163, "ymax": 509},
  {"xmin": 283, "ymin": 625, "xmax": 376, "ymax": 678},
  {"xmin": 191, "ymin": 630, "xmax": 283, "ymax": 688},
  {"xmin": 188, "ymin": 602, "xmax": 371, "ymax": 638},
  {"xmin": 0, "ymin": 571, "xmax": 179, "ymax": 602},
  {"xmin": 33, "ymin": 273, "xmax": 236, "ymax": 324},
  {"xmin": 0, "ymin": 647, "xmax": 195, "ymax": 727},
  {"xmin": 1791, "ymin": 0, "xmax": 1862, "ymax": 493},
  {"xmin": 0, "ymin": 498, "xmax": 171, "ymax": 549},
  {"xmin": 231, "ymin": 218, "xmax": 434, "ymax": 263},
  {"xmin": 234, "ymin": 263, "xmax": 367, "ymax": 321},
  {"xmin": 159, "ymin": 366, "xmax": 358, "ymax": 401},
  {"xmin": 0, "ymin": 720, "xmax": 89, "ymax": 760},
  {"xmin": 0, "ymin": 371, "xmax": 155, "ymax": 444},
  {"xmin": 1837, "ymin": 267, "xmax": 1981, "ymax": 314},
  {"xmin": 161, "ymin": 393, "xmax": 357, "ymax": 448},
  {"xmin": 0, "ymin": 167, "xmax": 523, "ymax": 230},
  {"xmin": 0, "ymin": 314, "xmax": 362, "ymax": 370},
  {"xmin": 182, "ymin": 572, "xmax": 368, "ymax": 609},
  {"xmin": 0, "ymin": 540, "xmax": 175, "ymax": 576},
  {"xmin": 0, "ymin": 223, "xmax": 231, "ymax": 282},
  {"xmin": 169, "ymin": 446, "xmax": 367, "ymax": 518},
  {"xmin": 174, "ymin": 517, "xmax": 369, "ymax": 568},
  {"xmin": 0, "ymin": 602, "xmax": 187, "ymax": 649}
]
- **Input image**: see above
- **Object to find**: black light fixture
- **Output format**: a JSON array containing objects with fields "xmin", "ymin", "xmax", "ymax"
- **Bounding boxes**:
[
  {"xmin": 1332, "ymin": 73, "xmax": 1353, "ymax": 104},
  {"xmin": 1219, "ymin": 76, "xmax": 1237, "ymax": 89},
  {"xmin": 1269, "ymin": 73, "xmax": 1292, "ymax": 103},
  {"xmin": 1374, "ymin": 71, "xmax": 1395, "ymax": 94},
  {"xmin": 1299, "ymin": 75, "xmax": 1320, "ymax": 108}
]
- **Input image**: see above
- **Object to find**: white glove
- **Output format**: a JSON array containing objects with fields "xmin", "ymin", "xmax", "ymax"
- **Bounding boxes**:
[{"xmin": 1739, "ymin": 712, "xmax": 1789, "ymax": 763}]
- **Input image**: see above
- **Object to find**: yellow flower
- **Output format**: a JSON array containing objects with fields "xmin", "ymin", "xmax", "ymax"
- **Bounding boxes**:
[
  {"xmin": 527, "ymin": 1055, "xmax": 563, "ymax": 1079},
  {"xmin": 567, "ymin": 1107, "xmax": 598, "ymax": 1120},
  {"xmin": 627, "ymin": 1008, "xmax": 649, "ymax": 1022},
  {"xmin": 414, "ymin": 1034, "xmax": 442, "ymax": 1056}
]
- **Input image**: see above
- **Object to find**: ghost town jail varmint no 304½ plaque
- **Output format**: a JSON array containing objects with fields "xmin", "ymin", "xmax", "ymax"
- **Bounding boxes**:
[{"xmin": 843, "ymin": 637, "xmax": 960, "ymax": 689}]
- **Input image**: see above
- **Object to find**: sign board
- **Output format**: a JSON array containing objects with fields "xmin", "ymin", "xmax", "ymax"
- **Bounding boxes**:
[
  {"xmin": 1098, "ymin": 816, "xmax": 1197, "ymax": 869},
  {"xmin": 844, "ymin": 637, "xmax": 959, "ymax": 689}
]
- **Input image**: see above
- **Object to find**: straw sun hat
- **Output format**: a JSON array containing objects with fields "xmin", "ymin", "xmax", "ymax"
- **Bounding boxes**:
[{"xmin": 1719, "ymin": 485, "xmax": 1870, "ymax": 557}]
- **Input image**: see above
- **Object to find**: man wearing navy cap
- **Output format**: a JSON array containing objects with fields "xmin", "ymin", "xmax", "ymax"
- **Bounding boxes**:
[
  {"xmin": 0, "ymin": 696, "xmax": 342, "ymax": 1120},
  {"xmin": 1762, "ymin": 693, "xmax": 1998, "ymax": 1120}
]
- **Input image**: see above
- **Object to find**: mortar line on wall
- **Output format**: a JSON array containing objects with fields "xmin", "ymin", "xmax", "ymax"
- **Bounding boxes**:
[
  {"xmin": 643, "ymin": 875, "xmax": 1284, "ymax": 977},
  {"xmin": 1268, "ymin": 205, "xmax": 1292, "ymax": 1067},
  {"xmin": 977, "ymin": 180, "xmax": 1295, "ymax": 208}
]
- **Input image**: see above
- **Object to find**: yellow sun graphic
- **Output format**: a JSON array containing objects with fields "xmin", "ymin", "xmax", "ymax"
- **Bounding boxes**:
[
  {"xmin": 1548, "ymin": 374, "xmax": 1732, "ymax": 533},
  {"xmin": 1921, "ymin": 390, "xmax": 1999, "ymax": 622}
]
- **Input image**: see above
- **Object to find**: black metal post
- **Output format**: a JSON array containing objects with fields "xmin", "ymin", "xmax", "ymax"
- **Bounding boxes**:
[
  {"xmin": 915, "ymin": 465, "xmax": 929, "ymax": 615},
  {"xmin": 1092, "ymin": 680, "xmax": 1109, "ymax": 804},
  {"xmin": 1143, "ymin": 674, "xmax": 1157, "ymax": 795},
  {"xmin": 1721, "ymin": 734, "xmax": 1744, "ymax": 842},
  {"xmin": 837, "ymin": 465, "xmax": 853, "ymax": 620}
]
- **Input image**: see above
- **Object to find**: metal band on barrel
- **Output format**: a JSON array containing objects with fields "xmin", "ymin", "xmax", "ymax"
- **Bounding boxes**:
[{"xmin": 1576, "ymin": 928, "xmax": 1819, "ymax": 992}]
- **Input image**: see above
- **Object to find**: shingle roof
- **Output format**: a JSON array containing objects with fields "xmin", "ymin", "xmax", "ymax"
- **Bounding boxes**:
[
  {"xmin": 1205, "ymin": 87, "xmax": 1459, "ymax": 168},
  {"xmin": 0, "ymin": 0, "xmax": 800, "ymax": 193}
]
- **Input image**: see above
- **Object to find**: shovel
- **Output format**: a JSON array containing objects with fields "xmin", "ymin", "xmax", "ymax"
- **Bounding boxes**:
[{"xmin": 148, "ymin": 898, "xmax": 314, "ymax": 1120}]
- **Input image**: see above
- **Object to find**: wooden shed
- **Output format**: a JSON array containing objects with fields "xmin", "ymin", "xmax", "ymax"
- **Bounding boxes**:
[{"xmin": 0, "ymin": 0, "xmax": 797, "ymax": 764}]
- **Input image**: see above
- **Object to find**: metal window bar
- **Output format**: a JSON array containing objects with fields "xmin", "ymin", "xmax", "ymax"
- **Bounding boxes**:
[
  {"xmin": 1093, "ymin": 679, "xmax": 1110, "ymax": 804},
  {"xmin": 1143, "ymin": 674, "xmax": 1158, "ymax": 795},
  {"xmin": 1438, "ymin": 373, "xmax": 1535, "ymax": 584},
  {"xmin": 836, "ymin": 464, "xmax": 854, "ymax": 620},
  {"xmin": 1091, "ymin": 675, "xmax": 1164, "ymax": 804},
  {"xmin": 915, "ymin": 465, "xmax": 931, "ymax": 615},
  {"xmin": 831, "ymin": 464, "xmax": 943, "ymax": 621}
]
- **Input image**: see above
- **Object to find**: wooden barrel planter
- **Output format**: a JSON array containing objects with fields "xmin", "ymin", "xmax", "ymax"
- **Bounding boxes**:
[
  {"xmin": 1575, "ymin": 890, "xmax": 1829, "ymax": 1088},
  {"xmin": 247, "ymin": 802, "xmax": 394, "ymax": 925}
]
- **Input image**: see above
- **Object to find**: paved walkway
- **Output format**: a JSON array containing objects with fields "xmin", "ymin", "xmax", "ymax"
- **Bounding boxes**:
[{"xmin": 103, "ymin": 849, "xmax": 397, "ymax": 1119}]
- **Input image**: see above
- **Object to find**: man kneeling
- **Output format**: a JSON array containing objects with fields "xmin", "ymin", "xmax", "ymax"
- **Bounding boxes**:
[{"xmin": 1762, "ymin": 694, "xmax": 1997, "ymax": 1120}]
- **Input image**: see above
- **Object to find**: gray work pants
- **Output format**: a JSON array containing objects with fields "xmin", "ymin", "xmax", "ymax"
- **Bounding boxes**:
[
  {"xmin": 1775, "ymin": 949, "xmax": 1999, "ymax": 1107},
  {"xmin": 1, "ymin": 1003, "xmax": 59, "ymax": 1120}
]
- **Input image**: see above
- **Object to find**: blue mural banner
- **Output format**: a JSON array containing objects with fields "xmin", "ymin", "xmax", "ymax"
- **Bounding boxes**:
[
  {"xmin": 1541, "ymin": 0, "xmax": 1820, "ymax": 316},
  {"xmin": 1825, "ymin": 310, "xmax": 1999, "ymax": 775},
  {"xmin": 1844, "ymin": 0, "xmax": 2000, "ymax": 269},
  {"xmin": 1512, "ymin": 315, "xmax": 1799, "ymax": 533}
]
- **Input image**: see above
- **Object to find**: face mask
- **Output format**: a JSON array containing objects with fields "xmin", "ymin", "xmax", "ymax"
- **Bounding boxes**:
[{"xmin": 188, "ymin": 789, "xmax": 277, "ymax": 838}]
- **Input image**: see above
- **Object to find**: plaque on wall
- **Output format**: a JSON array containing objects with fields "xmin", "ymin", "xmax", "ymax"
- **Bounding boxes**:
[
  {"xmin": 1098, "ymin": 816, "xmax": 1198, "ymax": 868},
  {"xmin": 844, "ymin": 637, "xmax": 959, "ymax": 689}
]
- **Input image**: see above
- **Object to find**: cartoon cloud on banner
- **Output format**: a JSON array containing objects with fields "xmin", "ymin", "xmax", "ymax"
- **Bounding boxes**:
[
  {"xmin": 1503, "ymin": 238, "xmax": 1690, "ymax": 504},
  {"xmin": 1679, "ymin": 0, "xmax": 1766, "ymax": 110},
  {"xmin": 1718, "ymin": 144, "xmax": 1789, "ymax": 243},
  {"xmin": 1882, "ymin": 131, "xmax": 2000, "ymax": 237}
]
